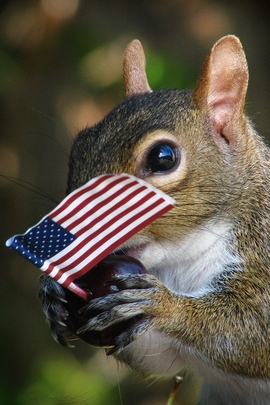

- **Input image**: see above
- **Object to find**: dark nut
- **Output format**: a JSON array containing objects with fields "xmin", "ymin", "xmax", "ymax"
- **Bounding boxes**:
[{"xmin": 64, "ymin": 255, "xmax": 146, "ymax": 347}]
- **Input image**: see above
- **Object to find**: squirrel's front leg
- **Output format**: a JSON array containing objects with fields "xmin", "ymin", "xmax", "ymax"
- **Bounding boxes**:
[
  {"xmin": 38, "ymin": 274, "xmax": 75, "ymax": 347},
  {"xmin": 79, "ymin": 272, "xmax": 270, "ymax": 379},
  {"xmin": 77, "ymin": 273, "xmax": 178, "ymax": 354}
]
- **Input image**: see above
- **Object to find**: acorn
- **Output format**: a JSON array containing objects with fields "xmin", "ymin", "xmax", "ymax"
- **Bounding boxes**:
[{"xmin": 64, "ymin": 255, "xmax": 147, "ymax": 347}]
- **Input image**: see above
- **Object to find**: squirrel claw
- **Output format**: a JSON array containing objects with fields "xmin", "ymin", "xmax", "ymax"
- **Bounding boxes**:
[
  {"xmin": 111, "ymin": 273, "xmax": 159, "ymax": 290},
  {"xmin": 38, "ymin": 274, "xmax": 74, "ymax": 347},
  {"xmin": 105, "ymin": 316, "xmax": 153, "ymax": 355},
  {"xmin": 77, "ymin": 299, "xmax": 149, "ymax": 333}
]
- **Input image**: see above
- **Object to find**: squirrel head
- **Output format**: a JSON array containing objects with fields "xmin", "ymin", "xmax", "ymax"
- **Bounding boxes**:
[{"xmin": 67, "ymin": 36, "xmax": 256, "ymax": 240}]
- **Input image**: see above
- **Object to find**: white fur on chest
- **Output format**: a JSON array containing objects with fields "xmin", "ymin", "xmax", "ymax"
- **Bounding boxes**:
[
  {"xmin": 119, "ymin": 219, "xmax": 241, "ymax": 376},
  {"xmin": 136, "ymin": 218, "xmax": 240, "ymax": 296},
  {"xmin": 118, "ymin": 218, "xmax": 253, "ymax": 404}
]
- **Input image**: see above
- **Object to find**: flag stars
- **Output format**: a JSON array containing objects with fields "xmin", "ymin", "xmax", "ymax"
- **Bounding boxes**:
[{"xmin": 8, "ymin": 216, "xmax": 76, "ymax": 266}]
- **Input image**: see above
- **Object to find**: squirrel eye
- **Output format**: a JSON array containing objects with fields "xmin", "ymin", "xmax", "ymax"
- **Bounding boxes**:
[{"xmin": 145, "ymin": 143, "xmax": 179, "ymax": 173}]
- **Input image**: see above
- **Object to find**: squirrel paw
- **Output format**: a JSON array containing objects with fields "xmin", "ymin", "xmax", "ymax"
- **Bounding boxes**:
[
  {"xmin": 38, "ymin": 274, "xmax": 75, "ymax": 347},
  {"xmin": 77, "ymin": 273, "xmax": 170, "ymax": 352}
]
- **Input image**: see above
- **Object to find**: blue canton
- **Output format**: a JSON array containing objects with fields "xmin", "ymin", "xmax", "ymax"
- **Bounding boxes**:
[{"xmin": 10, "ymin": 217, "xmax": 76, "ymax": 268}]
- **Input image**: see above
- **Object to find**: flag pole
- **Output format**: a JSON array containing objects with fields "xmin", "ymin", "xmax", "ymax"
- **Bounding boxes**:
[{"xmin": 67, "ymin": 281, "xmax": 90, "ymax": 301}]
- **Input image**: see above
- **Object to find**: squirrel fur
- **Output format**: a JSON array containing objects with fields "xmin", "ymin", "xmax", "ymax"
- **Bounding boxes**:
[{"xmin": 38, "ymin": 35, "xmax": 270, "ymax": 404}]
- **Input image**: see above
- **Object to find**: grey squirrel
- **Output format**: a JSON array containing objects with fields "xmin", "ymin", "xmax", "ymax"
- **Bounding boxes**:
[{"xmin": 38, "ymin": 36, "xmax": 270, "ymax": 404}]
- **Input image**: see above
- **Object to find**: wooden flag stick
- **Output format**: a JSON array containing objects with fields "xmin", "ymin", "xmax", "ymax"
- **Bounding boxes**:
[{"xmin": 166, "ymin": 375, "xmax": 183, "ymax": 405}]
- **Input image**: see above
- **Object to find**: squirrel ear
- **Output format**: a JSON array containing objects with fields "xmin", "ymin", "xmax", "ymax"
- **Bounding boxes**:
[
  {"xmin": 123, "ymin": 40, "xmax": 152, "ymax": 97},
  {"xmin": 193, "ymin": 35, "xmax": 249, "ymax": 149}
]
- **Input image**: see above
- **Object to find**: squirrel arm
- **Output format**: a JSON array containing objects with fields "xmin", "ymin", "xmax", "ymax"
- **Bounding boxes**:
[
  {"xmin": 80, "ymin": 269, "xmax": 269, "ymax": 379},
  {"xmin": 152, "ymin": 277, "xmax": 269, "ymax": 379}
]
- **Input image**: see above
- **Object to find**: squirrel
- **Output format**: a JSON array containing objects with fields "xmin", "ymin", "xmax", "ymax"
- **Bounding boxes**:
[{"xmin": 38, "ymin": 35, "xmax": 270, "ymax": 404}]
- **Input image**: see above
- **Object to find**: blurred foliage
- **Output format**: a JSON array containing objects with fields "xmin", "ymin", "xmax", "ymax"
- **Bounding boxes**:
[
  {"xmin": 1, "ymin": 1, "xmax": 270, "ymax": 404},
  {"xmin": 16, "ymin": 355, "xmax": 120, "ymax": 405}
]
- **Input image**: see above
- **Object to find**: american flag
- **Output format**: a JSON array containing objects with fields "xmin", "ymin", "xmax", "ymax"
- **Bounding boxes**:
[{"xmin": 6, "ymin": 173, "xmax": 175, "ymax": 300}]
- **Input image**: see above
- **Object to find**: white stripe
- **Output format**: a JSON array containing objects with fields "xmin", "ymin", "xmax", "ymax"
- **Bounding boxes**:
[
  {"xmin": 48, "ymin": 175, "xmax": 113, "ymax": 218},
  {"xmin": 45, "ymin": 199, "xmax": 170, "ymax": 284},
  {"xmin": 51, "ymin": 175, "xmax": 131, "ymax": 223},
  {"xmin": 61, "ymin": 179, "xmax": 147, "ymax": 231},
  {"xmin": 56, "ymin": 202, "xmax": 170, "ymax": 284},
  {"xmin": 65, "ymin": 186, "xmax": 158, "ymax": 235},
  {"xmin": 51, "ymin": 174, "xmax": 174, "ymax": 223},
  {"xmin": 47, "ymin": 193, "xmax": 164, "ymax": 276}
]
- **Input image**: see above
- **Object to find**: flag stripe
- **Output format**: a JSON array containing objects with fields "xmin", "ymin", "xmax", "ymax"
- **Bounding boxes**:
[
  {"xmin": 61, "ymin": 184, "xmax": 149, "ymax": 234},
  {"xmin": 61, "ymin": 204, "xmax": 171, "ymax": 286},
  {"xmin": 44, "ymin": 200, "xmax": 171, "ymax": 286},
  {"xmin": 59, "ymin": 181, "xmax": 140, "ymax": 230},
  {"xmin": 51, "ymin": 175, "xmax": 138, "ymax": 225},
  {"xmin": 49, "ymin": 173, "xmax": 114, "ymax": 218},
  {"xmin": 44, "ymin": 192, "xmax": 165, "ymax": 276},
  {"xmin": 53, "ymin": 197, "xmax": 165, "ymax": 275},
  {"xmin": 44, "ymin": 180, "xmax": 163, "ymax": 273},
  {"xmin": 66, "ymin": 188, "xmax": 156, "ymax": 237}
]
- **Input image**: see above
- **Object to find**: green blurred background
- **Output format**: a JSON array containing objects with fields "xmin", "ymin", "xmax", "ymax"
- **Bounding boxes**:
[{"xmin": 1, "ymin": 1, "xmax": 270, "ymax": 404}]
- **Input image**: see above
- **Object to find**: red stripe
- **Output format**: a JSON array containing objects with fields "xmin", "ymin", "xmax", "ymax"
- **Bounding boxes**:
[
  {"xmin": 69, "ymin": 188, "xmax": 155, "ymax": 237},
  {"xmin": 49, "ymin": 174, "xmax": 128, "ymax": 220},
  {"xmin": 46, "ymin": 197, "xmax": 168, "ymax": 279},
  {"xmin": 49, "ymin": 174, "xmax": 112, "ymax": 218},
  {"xmin": 55, "ymin": 205, "xmax": 173, "ymax": 287},
  {"xmin": 50, "ymin": 174, "xmax": 131, "ymax": 223},
  {"xmin": 47, "ymin": 192, "xmax": 159, "ymax": 275},
  {"xmin": 64, "ymin": 183, "xmax": 146, "ymax": 233}
]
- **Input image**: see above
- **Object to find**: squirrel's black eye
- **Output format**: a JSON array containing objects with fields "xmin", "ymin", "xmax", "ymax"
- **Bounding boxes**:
[{"xmin": 145, "ymin": 143, "xmax": 178, "ymax": 173}]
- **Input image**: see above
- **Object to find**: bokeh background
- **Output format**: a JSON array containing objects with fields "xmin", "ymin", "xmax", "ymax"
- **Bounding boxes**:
[{"xmin": 1, "ymin": 1, "xmax": 270, "ymax": 404}]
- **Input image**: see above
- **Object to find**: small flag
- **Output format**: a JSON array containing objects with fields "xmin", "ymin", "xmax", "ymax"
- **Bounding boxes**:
[{"xmin": 6, "ymin": 173, "xmax": 175, "ymax": 300}]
